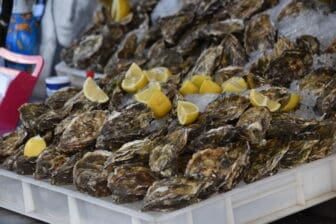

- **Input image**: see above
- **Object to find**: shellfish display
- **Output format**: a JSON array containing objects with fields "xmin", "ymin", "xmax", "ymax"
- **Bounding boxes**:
[{"xmin": 1, "ymin": 0, "xmax": 336, "ymax": 212}]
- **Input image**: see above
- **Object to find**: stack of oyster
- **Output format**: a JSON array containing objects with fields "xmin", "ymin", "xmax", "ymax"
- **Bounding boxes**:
[{"xmin": 1, "ymin": 0, "xmax": 336, "ymax": 211}]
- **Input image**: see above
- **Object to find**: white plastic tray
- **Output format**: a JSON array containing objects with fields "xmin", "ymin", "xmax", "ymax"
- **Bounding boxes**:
[
  {"xmin": 55, "ymin": 62, "xmax": 105, "ymax": 87},
  {"xmin": 0, "ymin": 154, "xmax": 335, "ymax": 224}
]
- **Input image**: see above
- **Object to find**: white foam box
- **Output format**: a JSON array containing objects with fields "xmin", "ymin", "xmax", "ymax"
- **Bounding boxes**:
[
  {"xmin": 55, "ymin": 62, "xmax": 105, "ymax": 87},
  {"xmin": 0, "ymin": 154, "xmax": 335, "ymax": 224}
]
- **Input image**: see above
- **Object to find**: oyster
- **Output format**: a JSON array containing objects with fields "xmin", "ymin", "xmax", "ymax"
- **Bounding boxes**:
[
  {"xmin": 198, "ymin": 94, "xmax": 250, "ymax": 128},
  {"xmin": 232, "ymin": 0, "xmax": 278, "ymax": 19},
  {"xmin": 299, "ymin": 67, "xmax": 336, "ymax": 92},
  {"xmin": 104, "ymin": 139, "xmax": 152, "ymax": 169},
  {"xmin": 185, "ymin": 144, "xmax": 250, "ymax": 192},
  {"xmin": 160, "ymin": 12, "xmax": 195, "ymax": 45},
  {"xmin": 3, "ymin": 146, "xmax": 36, "ymax": 175},
  {"xmin": 219, "ymin": 34, "xmax": 246, "ymax": 67},
  {"xmin": 202, "ymin": 19, "xmax": 245, "ymax": 38},
  {"xmin": 59, "ymin": 110, "xmax": 108, "ymax": 154},
  {"xmin": 237, "ymin": 107, "xmax": 272, "ymax": 144},
  {"xmin": 142, "ymin": 177, "xmax": 214, "ymax": 211},
  {"xmin": 280, "ymin": 140, "xmax": 319, "ymax": 168},
  {"xmin": 244, "ymin": 139, "xmax": 289, "ymax": 183},
  {"xmin": 0, "ymin": 128, "xmax": 27, "ymax": 160},
  {"xmin": 308, "ymin": 138, "xmax": 334, "ymax": 162},
  {"xmin": 264, "ymin": 50, "xmax": 313, "ymax": 87},
  {"xmin": 19, "ymin": 103, "xmax": 49, "ymax": 134},
  {"xmin": 187, "ymin": 125, "xmax": 239, "ymax": 152},
  {"xmin": 244, "ymin": 14, "xmax": 276, "ymax": 55},
  {"xmin": 73, "ymin": 150, "xmax": 112, "ymax": 197},
  {"xmin": 325, "ymin": 38, "xmax": 336, "ymax": 53},
  {"xmin": 316, "ymin": 88, "xmax": 336, "ymax": 117},
  {"xmin": 213, "ymin": 66, "xmax": 243, "ymax": 84},
  {"xmin": 296, "ymin": 35, "xmax": 320, "ymax": 55},
  {"xmin": 45, "ymin": 87, "xmax": 81, "ymax": 110},
  {"xmin": 149, "ymin": 128, "xmax": 189, "ymax": 177},
  {"xmin": 51, "ymin": 151, "xmax": 86, "ymax": 185},
  {"xmin": 107, "ymin": 164, "xmax": 158, "ymax": 203},
  {"xmin": 34, "ymin": 146, "xmax": 68, "ymax": 180}
]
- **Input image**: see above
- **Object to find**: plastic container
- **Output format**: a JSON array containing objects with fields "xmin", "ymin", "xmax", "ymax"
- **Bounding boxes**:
[
  {"xmin": 0, "ymin": 154, "xmax": 335, "ymax": 224},
  {"xmin": 55, "ymin": 62, "xmax": 105, "ymax": 87},
  {"xmin": 45, "ymin": 76, "xmax": 71, "ymax": 97}
]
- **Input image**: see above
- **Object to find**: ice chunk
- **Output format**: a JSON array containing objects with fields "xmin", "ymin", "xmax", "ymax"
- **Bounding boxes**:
[
  {"xmin": 151, "ymin": 0, "xmax": 184, "ymax": 23},
  {"xmin": 313, "ymin": 53, "xmax": 336, "ymax": 69},
  {"xmin": 185, "ymin": 94, "xmax": 218, "ymax": 112}
]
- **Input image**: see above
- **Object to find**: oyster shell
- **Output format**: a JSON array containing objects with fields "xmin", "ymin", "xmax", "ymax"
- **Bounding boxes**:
[
  {"xmin": 19, "ymin": 103, "xmax": 49, "ymax": 134},
  {"xmin": 0, "ymin": 128, "xmax": 27, "ymax": 159},
  {"xmin": 325, "ymin": 38, "xmax": 336, "ymax": 53},
  {"xmin": 149, "ymin": 128, "xmax": 189, "ymax": 177},
  {"xmin": 142, "ymin": 177, "xmax": 214, "ymax": 211},
  {"xmin": 107, "ymin": 164, "xmax": 158, "ymax": 203},
  {"xmin": 237, "ymin": 107, "xmax": 272, "ymax": 144},
  {"xmin": 315, "ymin": 88, "xmax": 336, "ymax": 117},
  {"xmin": 213, "ymin": 66, "xmax": 243, "ymax": 84},
  {"xmin": 280, "ymin": 140, "xmax": 319, "ymax": 168},
  {"xmin": 73, "ymin": 150, "xmax": 112, "ymax": 197},
  {"xmin": 264, "ymin": 50, "xmax": 313, "ymax": 87},
  {"xmin": 232, "ymin": 0, "xmax": 278, "ymax": 19},
  {"xmin": 198, "ymin": 94, "xmax": 250, "ymax": 128},
  {"xmin": 296, "ymin": 35, "xmax": 320, "ymax": 55},
  {"xmin": 299, "ymin": 67, "xmax": 336, "ymax": 92},
  {"xmin": 3, "ymin": 146, "xmax": 36, "ymax": 175},
  {"xmin": 244, "ymin": 139, "xmax": 289, "ymax": 183},
  {"xmin": 185, "ymin": 144, "xmax": 250, "ymax": 192},
  {"xmin": 51, "ymin": 151, "xmax": 85, "ymax": 185},
  {"xmin": 202, "ymin": 19, "xmax": 245, "ymax": 38},
  {"xmin": 308, "ymin": 138, "xmax": 334, "ymax": 162},
  {"xmin": 244, "ymin": 14, "xmax": 276, "ymax": 55},
  {"xmin": 219, "ymin": 34, "xmax": 247, "ymax": 67},
  {"xmin": 45, "ymin": 87, "xmax": 80, "ymax": 110},
  {"xmin": 59, "ymin": 110, "xmax": 108, "ymax": 153}
]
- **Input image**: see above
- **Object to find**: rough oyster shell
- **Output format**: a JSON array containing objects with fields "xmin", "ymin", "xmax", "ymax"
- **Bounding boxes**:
[
  {"xmin": 45, "ymin": 87, "xmax": 80, "ymax": 110},
  {"xmin": 149, "ymin": 128, "xmax": 189, "ymax": 177},
  {"xmin": 142, "ymin": 177, "xmax": 214, "ymax": 211},
  {"xmin": 3, "ymin": 145, "xmax": 36, "ymax": 175},
  {"xmin": 185, "ymin": 144, "xmax": 250, "ymax": 192},
  {"xmin": 308, "ymin": 138, "xmax": 335, "ymax": 162},
  {"xmin": 244, "ymin": 139, "xmax": 289, "ymax": 183},
  {"xmin": 73, "ymin": 150, "xmax": 112, "ymax": 197},
  {"xmin": 232, "ymin": 0, "xmax": 278, "ymax": 19},
  {"xmin": 0, "ymin": 128, "xmax": 27, "ymax": 159},
  {"xmin": 325, "ymin": 37, "xmax": 336, "ymax": 53},
  {"xmin": 296, "ymin": 35, "xmax": 320, "ymax": 55},
  {"xmin": 59, "ymin": 110, "xmax": 108, "ymax": 153},
  {"xmin": 19, "ymin": 103, "xmax": 49, "ymax": 134},
  {"xmin": 244, "ymin": 14, "xmax": 276, "ymax": 55},
  {"xmin": 213, "ymin": 66, "xmax": 243, "ymax": 84},
  {"xmin": 202, "ymin": 19, "xmax": 245, "ymax": 38},
  {"xmin": 107, "ymin": 164, "xmax": 158, "ymax": 203},
  {"xmin": 219, "ymin": 34, "xmax": 247, "ymax": 67}
]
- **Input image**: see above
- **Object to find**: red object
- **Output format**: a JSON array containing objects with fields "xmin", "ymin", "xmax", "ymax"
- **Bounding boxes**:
[
  {"xmin": 0, "ymin": 47, "xmax": 44, "ymax": 136},
  {"xmin": 86, "ymin": 70, "xmax": 95, "ymax": 78}
]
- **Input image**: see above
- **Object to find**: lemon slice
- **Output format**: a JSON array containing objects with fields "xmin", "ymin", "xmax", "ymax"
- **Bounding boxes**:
[
  {"xmin": 250, "ymin": 89, "xmax": 281, "ymax": 112},
  {"xmin": 199, "ymin": 80, "xmax": 222, "ymax": 94},
  {"xmin": 177, "ymin": 101, "xmax": 200, "ymax": 125},
  {"xmin": 147, "ymin": 90, "xmax": 172, "ymax": 118},
  {"xmin": 281, "ymin": 93, "xmax": 300, "ymax": 112},
  {"xmin": 145, "ymin": 67, "xmax": 172, "ymax": 82},
  {"xmin": 134, "ymin": 82, "xmax": 161, "ymax": 104},
  {"xmin": 191, "ymin": 75, "xmax": 212, "ymax": 88},
  {"xmin": 83, "ymin": 77, "xmax": 109, "ymax": 103},
  {"xmin": 111, "ymin": 0, "xmax": 131, "ymax": 22},
  {"xmin": 222, "ymin": 77, "xmax": 248, "ymax": 93},
  {"xmin": 121, "ymin": 63, "xmax": 148, "ymax": 93},
  {"xmin": 179, "ymin": 80, "xmax": 199, "ymax": 96},
  {"xmin": 125, "ymin": 63, "xmax": 143, "ymax": 78},
  {"xmin": 24, "ymin": 135, "xmax": 47, "ymax": 157}
]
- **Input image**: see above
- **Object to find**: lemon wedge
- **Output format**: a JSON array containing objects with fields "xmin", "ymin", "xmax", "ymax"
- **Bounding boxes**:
[
  {"xmin": 24, "ymin": 135, "xmax": 47, "ymax": 157},
  {"xmin": 250, "ymin": 89, "xmax": 281, "ymax": 112},
  {"xmin": 281, "ymin": 93, "xmax": 300, "ymax": 112},
  {"xmin": 134, "ymin": 82, "xmax": 161, "ymax": 104},
  {"xmin": 145, "ymin": 67, "xmax": 172, "ymax": 82},
  {"xmin": 147, "ymin": 90, "xmax": 172, "ymax": 118},
  {"xmin": 191, "ymin": 75, "xmax": 212, "ymax": 88},
  {"xmin": 83, "ymin": 77, "xmax": 109, "ymax": 103},
  {"xmin": 177, "ymin": 101, "xmax": 200, "ymax": 125},
  {"xmin": 111, "ymin": 0, "xmax": 131, "ymax": 22},
  {"xmin": 222, "ymin": 77, "xmax": 248, "ymax": 93},
  {"xmin": 179, "ymin": 80, "xmax": 199, "ymax": 96},
  {"xmin": 121, "ymin": 63, "xmax": 148, "ymax": 93},
  {"xmin": 199, "ymin": 80, "xmax": 222, "ymax": 94}
]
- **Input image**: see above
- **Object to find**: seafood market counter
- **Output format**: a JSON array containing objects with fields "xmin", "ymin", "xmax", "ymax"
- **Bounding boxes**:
[{"xmin": 0, "ymin": 154, "xmax": 335, "ymax": 224}]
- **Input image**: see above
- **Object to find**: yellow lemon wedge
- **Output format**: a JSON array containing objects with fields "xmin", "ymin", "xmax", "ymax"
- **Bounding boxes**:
[
  {"xmin": 199, "ymin": 80, "xmax": 222, "ymax": 94},
  {"xmin": 121, "ymin": 63, "xmax": 148, "ymax": 93},
  {"xmin": 83, "ymin": 77, "xmax": 109, "ymax": 103},
  {"xmin": 111, "ymin": 0, "xmax": 131, "ymax": 22},
  {"xmin": 250, "ymin": 89, "xmax": 281, "ymax": 112},
  {"xmin": 222, "ymin": 77, "xmax": 248, "ymax": 93},
  {"xmin": 179, "ymin": 80, "xmax": 199, "ymax": 95},
  {"xmin": 147, "ymin": 90, "xmax": 172, "ymax": 118},
  {"xmin": 145, "ymin": 67, "xmax": 172, "ymax": 82},
  {"xmin": 24, "ymin": 135, "xmax": 47, "ymax": 157},
  {"xmin": 177, "ymin": 101, "xmax": 200, "ymax": 125},
  {"xmin": 134, "ymin": 82, "xmax": 161, "ymax": 104},
  {"xmin": 281, "ymin": 93, "xmax": 300, "ymax": 112},
  {"xmin": 191, "ymin": 75, "xmax": 212, "ymax": 88}
]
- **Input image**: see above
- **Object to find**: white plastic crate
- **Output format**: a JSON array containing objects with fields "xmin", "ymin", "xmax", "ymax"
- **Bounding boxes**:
[
  {"xmin": 0, "ymin": 155, "xmax": 335, "ymax": 224},
  {"xmin": 55, "ymin": 62, "xmax": 105, "ymax": 87}
]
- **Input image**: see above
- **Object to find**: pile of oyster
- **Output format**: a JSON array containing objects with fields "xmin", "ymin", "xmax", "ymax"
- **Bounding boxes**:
[{"xmin": 1, "ymin": 0, "xmax": 336, "ymax": 211}]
